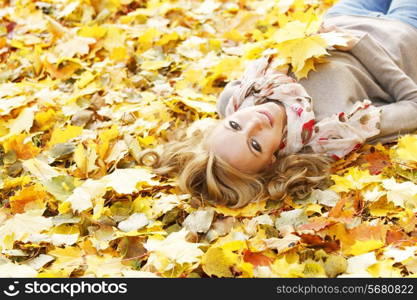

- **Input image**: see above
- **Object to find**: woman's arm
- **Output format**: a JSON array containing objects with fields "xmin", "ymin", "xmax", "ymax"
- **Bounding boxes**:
[
  {"xmin": 348, "ymin": 33, "xmax": 417, "ymax": 140},
  {"xmin": 350, "ymin": 33, "xmax": 417, "ymax": 103}
]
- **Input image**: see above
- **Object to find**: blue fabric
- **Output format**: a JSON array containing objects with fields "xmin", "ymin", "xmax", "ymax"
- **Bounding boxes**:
[{"xmin": 325, "ymin": 0, "xmax": 417, "ymax": 29}]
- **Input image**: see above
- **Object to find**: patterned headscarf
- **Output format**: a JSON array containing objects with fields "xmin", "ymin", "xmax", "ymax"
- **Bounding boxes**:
[{"xmin": 222, "ymin": 55, "xmax": 382, "ymax": 160}]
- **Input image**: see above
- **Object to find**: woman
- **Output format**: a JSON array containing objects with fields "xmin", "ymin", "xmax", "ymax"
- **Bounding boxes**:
[{"xmin": 145, "ymin": 0, "xmax": 417, "ymax": 208}]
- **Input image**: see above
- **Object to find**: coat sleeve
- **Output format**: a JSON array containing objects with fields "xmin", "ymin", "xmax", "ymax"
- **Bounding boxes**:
[{"xmin": 349, "ymin": 33, "xmax": 417, "ymax": 142}]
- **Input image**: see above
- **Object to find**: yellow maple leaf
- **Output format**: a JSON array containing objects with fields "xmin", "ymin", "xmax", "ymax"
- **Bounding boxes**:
[
  {"xmin": 2, "ymin": 175, "xmax": 32, "ymax": 190},
  {"xmin": 202, "ymin": 244, "xmax": 254, "ymax": 278},
  {"xmin": 392, "ymin": 209, "xmax": 417, "ymax": 233},
  {"xmin": 74, "ymin": 140, "xmax": 98, "ymax": 177},
  {"xmin": 295, "ymin": 57, "xmax": 316, "ymax": 79},
  {"xmin": 223, "ymin": 29, "xmax": 245, "ymax": 42},
  {"xmin": 84, "ymin": 254, "xmax": 129, "ymax": 277},
  {"xmin": 330, "ymin": 167, "xmax": 382, "ymax": 193},
  {"xmin": 5, "ymin": 106, "xmax": 35, "ymax": 137},
  {"xmin": 73, "ymin": 141, "xmax": 99, "ymax": 177},
  {"xmin": 48, "ymin": 246, "xmax": 84, "ymax": 276},
  {"xmin": 368, "ymin": 197, "xmax": 397, "ymax": 217},
  {"xmin": 34, "ymin": 108, "xmax": 57, "ymax": 131},
  {"xmin": 367, "ymin": 259, "xmax": 402, "ymax": 277},
  {"xmin": 305, "ymin": 203, "xmax": 323, "ymax": 216},
  {"xmin": 77, "ymin": 71, "xmax": 96, "ymax": 89},
  {"xmin": 156, "ymin": 31, "xmax": 181, "ymax": 46},
  {"xmin": 276, "ymin": 35, "xmax": 328, "ymax": 75},
  {"xmin": 0, "ymin": 119, "xmax": 9, "ymax": 136},
  {"xmin": 55, "ymin": 35, "xmax": 96, "ymax": 58},
  {"xmin": 141, "ymin": 60, "xmax": 171, "ymax": 71},
  {"xmin": 97, "ymin": 124, "xmax": 119, "ymax": 160},
  {"xmin": 143, "ymin": 229, "xmax": 203, "ymax": 275},
  {"xmin": 271, "ymin": 255, "xmax": 304, "ymax": 277},
  {"xmin": 58, "ymin": 201, "xmax": 72, "ymax": 215},
  {"xmin": 303, "ymin": 259, "xmax": 327, "ymax": 277},
  {"xmin": 200, "ymin": 57, "xmax": 244, "ymax": 93},
  {"xmin": 243, "ymin": 40, "xmax": 273, "ymax": 60},
  {"xmin": 272, "ymin": 20, "xmax": 308, "ymax": 43},
  {"xmin": 0, "ymin": 210, "xmax": 52, "ymax": 250},
  {"xmin": 137, "ymin": 27, "xmax": 161, "ymax": 53},
  {"xmin": 137, "ymin": 135, "xmax": 156, "ymax": 147},
  {"xmin": 50, "ymin": 224, "xmax": 80, "ymax": 247},
  {"xmin": 37, "ymin": 270, "xmax": 68, "ymax": 278},
  {"xmin": 48, "ymin": 125, "xmax": 83, "ymax": 148},
  {"xmin": 0, "ymin": 261, "xmax": 37, "ymax": 277},
  {"xmin": 110, "ymin": 47, "xmax": 128, "ymax": 61},
  {"xmin": 43, "ymin": 59, "xmax": 82, "ymax": 80},
  {"xmin": 202, "ymin": 246, "xmax": 238, "ymax": 277},
  {"xmin": 213, "ymin": 200, "xmax": 267, "ymax": 218},
  {"xmin": 396, "ymin": 134, "xmax": 417, "ymax": 162},
  {"xmin": 345, "ymin": 240, "xmax": 385, "ymax": 256},
  {"xmin": 78, "ymin": 25, "xmax": 107, "ymax": 40}
]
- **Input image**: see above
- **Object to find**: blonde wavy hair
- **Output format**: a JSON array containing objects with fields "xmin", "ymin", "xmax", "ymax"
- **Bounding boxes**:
[{"xmin": 140, "ymin": 119, "xmax": 335, "ymax": 209}]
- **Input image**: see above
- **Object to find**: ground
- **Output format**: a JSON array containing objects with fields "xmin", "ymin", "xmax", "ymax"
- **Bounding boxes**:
[{"xmin": 0, "ymin": 0, "xmax": 417, "ymax": 278}]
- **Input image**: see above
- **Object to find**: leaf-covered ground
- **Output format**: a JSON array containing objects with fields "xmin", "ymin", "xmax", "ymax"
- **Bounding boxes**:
[{"xmin": 1, "ymin": 0, "xmax": 417, "ymax": 278}]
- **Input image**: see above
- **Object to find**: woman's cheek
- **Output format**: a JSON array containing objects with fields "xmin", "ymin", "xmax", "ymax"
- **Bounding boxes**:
[{"xmin": 262, "ymin": 131, "xmax": 279, "ymax": 153}]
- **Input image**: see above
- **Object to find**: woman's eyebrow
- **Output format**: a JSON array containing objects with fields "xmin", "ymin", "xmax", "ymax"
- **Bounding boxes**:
[{"xmin": 222, "ymin": 123, "xmax": 259, "ymax": 157}]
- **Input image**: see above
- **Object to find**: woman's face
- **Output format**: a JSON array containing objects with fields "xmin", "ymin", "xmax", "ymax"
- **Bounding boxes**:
[{"xmin": 208, "ymin": 102, "xmax": 287, "ymax": 174}]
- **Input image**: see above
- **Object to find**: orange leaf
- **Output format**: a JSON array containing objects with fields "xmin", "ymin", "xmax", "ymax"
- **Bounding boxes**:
[
  {"xmin": 330, "ymin": 151, "xmax": 362, "ymax": 174},
  {"xmin": 348, "ymin": 223, "xmax": 387, "ymax": 242},
  {"xmin": 300, "ymin": 233, "xmax": 340, "ymax": 253},
  {"xmin": 320, "ymin": 223, "xmax": 354, "ymax": 252},
  {"xmin": 298, "ymin": 217, "xmax": 336, "ymax": 232},
  {"xmin": 43, "ymin": 60, "xmax": 81, "ymax": 80},
  {"xmin": 329, "ymin": 191, "xmax": 363, "ymax": 222},
  {"xmin": 328, "ymin": 195, "xmax": 348, "ymax": 218},
  {"xmin": 243, "ymin": 250, "xmax": 272, "ymax": 267},
  {"xmin": 9, "ymin": 184, "xmax": 48, "ymax": 213},
  {"xmin": 363, "ymin": 150, "xmax": 392, "ymax": 175},
  {"xmin": 386, "ymin": 229, "xmax": 408, "ymax": 245},
  {"xmin": 2, "ymin": 133, "xmax": 40, "ymax": 160}
]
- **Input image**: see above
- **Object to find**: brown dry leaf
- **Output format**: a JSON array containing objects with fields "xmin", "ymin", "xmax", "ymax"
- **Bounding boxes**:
[
  {"xmin": 330, "ymin": 151, "xmax": 362, "ymax": 174},
  {"xmin": 300, "ymin": 233, "xmax": 340, "ymax": 253},
  {"xmin": 242, "ymin": 250, "xmax": 273, "ymax": 267},
  {"xmin": 363, "ymin": 149, "xmax": 392, "ymax": 175}
]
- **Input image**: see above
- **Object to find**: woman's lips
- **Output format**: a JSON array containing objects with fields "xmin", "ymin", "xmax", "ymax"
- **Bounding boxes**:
[{"xmin": 258, "ymin": 111, "xmax": 274, "ymax": 127}]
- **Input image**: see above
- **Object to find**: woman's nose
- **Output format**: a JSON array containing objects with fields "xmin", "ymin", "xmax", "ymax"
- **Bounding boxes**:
[{"xmin": 244, "ymin": 116, "xmax": 267, "ymax": 134}]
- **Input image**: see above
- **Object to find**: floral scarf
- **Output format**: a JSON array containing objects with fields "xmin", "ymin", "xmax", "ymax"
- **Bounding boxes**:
[{"xmin": 223, "ymin": 55, "xmax": 382, "ymax": 160}]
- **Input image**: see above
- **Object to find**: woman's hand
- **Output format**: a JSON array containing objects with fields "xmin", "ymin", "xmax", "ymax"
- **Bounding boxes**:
[{"xmin": 318, "ymin": 22, "xmax": 360, "ymax": 51}]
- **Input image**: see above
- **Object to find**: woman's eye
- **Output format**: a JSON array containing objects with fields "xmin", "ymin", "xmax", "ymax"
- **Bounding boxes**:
[
  {"xmin": 251, "ymin": 139, "xmax": 262, "ymax": 152},
  {"xmin": 229, "ymin": 120, "xmax": 240, "ymax": 130}
]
